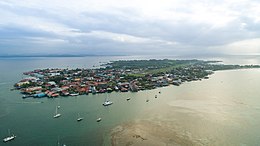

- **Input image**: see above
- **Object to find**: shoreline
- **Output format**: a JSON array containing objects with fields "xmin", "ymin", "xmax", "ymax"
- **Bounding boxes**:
[{"xmin": 12, "ymin": 59, "xmax": 260, "ymax": 99}]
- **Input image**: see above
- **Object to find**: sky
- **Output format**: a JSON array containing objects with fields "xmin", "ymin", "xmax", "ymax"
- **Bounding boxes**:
[{"xmin": 0, "ymin": 0, "xmax": 260, "ymax": 56}]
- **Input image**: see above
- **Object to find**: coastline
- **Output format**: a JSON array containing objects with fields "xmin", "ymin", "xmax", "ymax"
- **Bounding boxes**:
[{"xmin": 13, "ymin": 59, "xmax": 260, "ymax": 99}]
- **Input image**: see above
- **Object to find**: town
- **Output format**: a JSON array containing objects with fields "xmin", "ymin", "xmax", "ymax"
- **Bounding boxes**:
[{"xmin": 13, "ymin": 59, "xmax": 260, "ymax": 98}]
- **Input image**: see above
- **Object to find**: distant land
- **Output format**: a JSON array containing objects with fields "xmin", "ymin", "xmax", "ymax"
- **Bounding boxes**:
[
  {"xmin": 1, "ymin": 53, "xmax": 260, "ymax": 58},
  {"xmin": 0, "ymin": 54, "xmax": 126, "ymax": 58}
]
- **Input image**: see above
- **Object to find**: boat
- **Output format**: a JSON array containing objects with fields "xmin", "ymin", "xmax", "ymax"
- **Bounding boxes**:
[
  {"xmin": 155, "ymin": 95, "xmax": 157, "ymax": 98},
  {"xmin": 126, "ymin": 97, "xmax": 131, "ymax": 101},
  {"xmin": 103, "ymin": 100, "xmax": 113, "ymax": 106},
  {"xmin": 77, "ymin": 117, "xmax": 83, "ymax": 122},
  {"xmin": 96, "ymin": 117, "xmax": 102, "ymax": 122},
  {"xmin": 146, "ymin": 99, "xmax": 149, "ymax": 102},
  {"xmin": 70, "ymin": 93, "xmax": 79, "ymax": 96},
  {"xmin": 77, "ymin": 113, "xmax": 83, "ymax": 122},
  {"xmin": 3, "ymin": 129, "xmax": 16, "ymax": 142},
  {"xmin": 53, "ymin": 106, "xmax": 61, "ymax": 118},
  {"xmin": 103, "ymin": 94, "xmax": 113, "ymax": 106}
]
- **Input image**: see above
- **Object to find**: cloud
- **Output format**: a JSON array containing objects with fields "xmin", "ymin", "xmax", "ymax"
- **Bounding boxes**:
[
  {"xmin": 211, "ymin": 38, "xmax": 260, "ymax": 55},
  {"xmin": 0, "ymin": 0, "xmax": 260, "ymax": 55}
]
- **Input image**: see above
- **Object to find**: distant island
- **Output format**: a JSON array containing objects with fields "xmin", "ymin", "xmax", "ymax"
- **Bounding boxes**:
[
  {"xmin": 0, "ymin": 54, "xmax": 125, "ymax": 58},
  {"xmin": 13, "ymin": 59, "xmax": 260, "ymax": 98}
]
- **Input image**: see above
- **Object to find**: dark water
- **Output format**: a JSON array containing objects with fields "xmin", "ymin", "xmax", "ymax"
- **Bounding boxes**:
[{"xmin": 0, "ymin": 55, "xmax": 260, "ymax": 146}]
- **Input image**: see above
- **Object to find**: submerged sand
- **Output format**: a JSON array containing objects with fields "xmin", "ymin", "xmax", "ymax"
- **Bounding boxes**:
[
  {"xmin": 111, "ymin": 119, "xmax": 197, "ymax": 146},
  {"xmin": 110, "ymin": 98, "xmax": 248, "ymax": 146}
]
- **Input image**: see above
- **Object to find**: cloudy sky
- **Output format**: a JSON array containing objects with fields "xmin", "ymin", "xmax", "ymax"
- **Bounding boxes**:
[{"xmin": 0, "ymin": 0, "xmax": 260, "ymax": 56}]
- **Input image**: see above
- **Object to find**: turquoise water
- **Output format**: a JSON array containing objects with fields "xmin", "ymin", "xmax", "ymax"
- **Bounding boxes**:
[{"xmin": 0, "ymin": 55, "xmax": 260, "ymax": 145}]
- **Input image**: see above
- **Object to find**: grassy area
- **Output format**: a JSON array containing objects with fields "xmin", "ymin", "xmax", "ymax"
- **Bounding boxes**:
[
  {"xmin": 127, "ymin": 73, "xmax": 145, "ymax": 77},
  {"xmin": 146, "ymin": 63, "xmax": 191, "ymax": 74}
]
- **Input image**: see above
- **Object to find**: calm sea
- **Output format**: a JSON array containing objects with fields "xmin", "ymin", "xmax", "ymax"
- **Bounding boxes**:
[{"xmin": 0, "ymin": 55, "xmax": 260, "ymax": 146}]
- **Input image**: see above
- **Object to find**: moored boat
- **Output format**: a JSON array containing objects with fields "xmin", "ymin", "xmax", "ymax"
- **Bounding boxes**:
[
  {"xmin": 53, "ymin": 106, "xmax": 61, "ymax": 118},
  {"xmin": 3, "ymin": 130, "xmax": 16, "ymax": 143},
  {"xmin": 77, "ymin": 113, "xmax": 83, "ymax": 122},
  {"xmin": 103, "ymin": 100, "xmax": 113, "ymax": 106},
  {"xmin": 96, "ymin": 117, "xmax": 102, "ymax": 122},
  {"xmin": 77, "ymin": 117, "xmax": 83, "ymax": 122},
  {"xmin": 53, "ymin": 113, "xmax": 61, "ymax": 118},
  {"xmin": 103, "ymin": 94, "xmax": 113, "ymax": 106},
  {"xmin": 70, "ymin": 93, "xmax": 79, "ymax": 96}
]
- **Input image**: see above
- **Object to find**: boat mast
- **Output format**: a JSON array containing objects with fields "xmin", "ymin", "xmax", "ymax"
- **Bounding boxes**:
[
  {"xmin": 57, "ymin": 136, "xmax": 60, "ymax": 146},
  {"xmin": 55, "ymin": 106, "xmax": 58, "ymax": 115},
  {"xmin": 105, "ymin": 93, "xmax": 108, "ymax": 102}
]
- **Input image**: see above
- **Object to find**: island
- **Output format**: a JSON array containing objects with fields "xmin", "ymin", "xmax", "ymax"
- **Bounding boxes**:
[{"xmin": 13, "ymin": 59, "xmax": 260, "ymax": 98}]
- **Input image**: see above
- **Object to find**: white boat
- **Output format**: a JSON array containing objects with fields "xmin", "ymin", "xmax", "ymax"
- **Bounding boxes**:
[
  {"xmin": 77, "ymin": 113, "xmax": 83, "ymax": 122},
  {"xmin": 103, "ymin": 100, "xmax": 113, "ymax": 106},
  {"xmin": 103, "ymin": 94, "xmax": 113, "ymax": 106},
  {"xmin": 77, "ymin": 117, "xmax": 83, "ymax": 122},
  {"xmin": 126, "ymin": 97, "xmax": 131, "ymax": 101},
  {"xmin": 96, "ymin": 117, "xmax": 102, "ymax": 122},
  {"xmin": 70, "ymin": 93, "xmax": 79, "ymax": 96},
  {"xmin": 54, "ymin": 113, "xmax": 61, "ymax": 118},
  {"xmin": 53, "ymin": 106, "xmax": 61, "ymax": 118},
  {"xmin": 3, "ymin": 129, "xmax": 16, "ymax": 142}
]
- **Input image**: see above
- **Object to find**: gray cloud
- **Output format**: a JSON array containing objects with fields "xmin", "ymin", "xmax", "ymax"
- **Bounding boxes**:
[{"xmin": 0, "ymin": 0, "xmax": 260, "ymax": 55}]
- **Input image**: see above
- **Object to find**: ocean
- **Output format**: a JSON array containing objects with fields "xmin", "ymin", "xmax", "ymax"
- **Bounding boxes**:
[{"xmin": 0, "ymin": 55, "xmax": 260, "ymax": 146}]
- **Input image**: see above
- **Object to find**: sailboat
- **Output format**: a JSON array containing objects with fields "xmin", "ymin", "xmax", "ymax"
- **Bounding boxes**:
[
  {"xmin": 3, "ymin": 129, "xmax": 16, "ymax": 142},
  {"xmin": 102, "ymin": 94, "xmax": 113, "ymax": 106},
  {"xmin": 77, "ymin": 113, "xmax": 83, "ymax": 122},
  {"xmin": 53, "ymin": 106, "xmax": 61, "ymax": 118}
]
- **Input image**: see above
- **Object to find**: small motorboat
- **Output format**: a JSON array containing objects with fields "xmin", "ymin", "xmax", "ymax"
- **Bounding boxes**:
[
  {"xmin": 96, "ymin": 118, "xmax": 102, "ymax": 122},
  {"xmin": 3, "ymin": 130, "xmax": 16, "ymax": 142}
]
